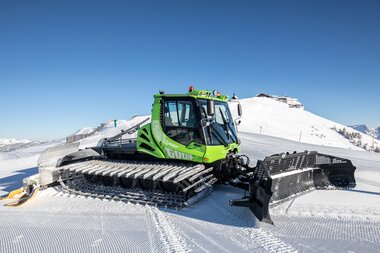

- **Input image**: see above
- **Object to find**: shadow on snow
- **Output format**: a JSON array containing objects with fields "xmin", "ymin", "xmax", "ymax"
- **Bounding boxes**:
[
  {"xmin": 345, "ymin": 189, "xmax": 380, "ymax": 196},
  {"xmin": 164, "ymin": 185, "xmax": 260, "ymax": 228},
  {"xmin": 0, "ymin": 167, "xmax": 38, "ymax": 195}
]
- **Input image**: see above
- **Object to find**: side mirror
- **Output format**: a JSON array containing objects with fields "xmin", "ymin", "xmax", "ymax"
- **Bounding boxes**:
[
  {"xmin": 207, "ymin": 99, "xmax": 215, "ymax": 116},
  {"xmin": 237, "ymin": 103, "xmax": 242, "ymax": 116}
]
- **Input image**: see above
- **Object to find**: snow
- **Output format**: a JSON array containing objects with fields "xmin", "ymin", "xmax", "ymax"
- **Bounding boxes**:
[
  {"xmin": 1, "ymin": 132, "xmax": 380, "ymax": 252},
  {"xmin": 0, "ymin": 140, "xmax": 64, "ymax": 195},
  {"xmin": 0, "ymin": 140, "xmax": 63, "ymax": 162},
  {"xmin": 70, "ymin": 97, "xmax": 379, "ymax": 153},
  {"xmin": 73, "ymin": 127, "xmax": 96, "ymax": 135},
  {"xmin": 350, "ymin": 124, "xmax": 380, "ymax": 141},
  {"xmin": 1, "ymin": 98, "xmax": 380, "ymax": 252},
  {"xmin": 0, "ymin": 138, "xmax": 30, "ymax": 147},
  {"xmin": 77, "ymin": 115, "xmax": 150, "ymax": 149},
  {"xmin": 230, "ymin": 97, "xmax": 379, "ymax": 151}
]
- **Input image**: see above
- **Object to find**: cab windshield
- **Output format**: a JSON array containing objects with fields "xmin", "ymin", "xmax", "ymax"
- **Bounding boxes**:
[{"xmin": 199, "ymin": 100, "xmax": 238, "ymax": 146}]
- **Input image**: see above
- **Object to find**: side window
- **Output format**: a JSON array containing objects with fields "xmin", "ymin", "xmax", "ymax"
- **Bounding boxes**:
[
  {"xmin": 164, "ymin": 101, "xmax": 179, "ymax": 126},
  {"xmin": 162, "ymin": 100, "xmax": 203, "ymax": 145},
  {"xmin": 181, "ymin": 102, "xmax": 196, "ymax": 127},
  {"xmin": 164, "ymin": 101, "xmax": 195, "ymax": 127}
]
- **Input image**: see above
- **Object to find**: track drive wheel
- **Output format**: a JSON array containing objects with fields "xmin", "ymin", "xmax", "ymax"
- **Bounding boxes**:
[
  {"xmin": 119, "ymin": 177, "xmax": 134, "ymax": 188},
  {"xmin": 138, "ymin": 179, "xmax": 155, "ymax": 190},
  {"xmin": 159, "ymin": 182, "xmax": 180, "ymax": 193},
  {"xmin": 84, "ymin": 174, "xmax": 100, "ymax": 183},
  {"xmin": 100, "ymin": 176, "xmax": 114, "ymax": 186}
]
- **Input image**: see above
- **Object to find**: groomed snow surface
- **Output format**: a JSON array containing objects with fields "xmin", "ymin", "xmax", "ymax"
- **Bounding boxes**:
[
  {"xmin": 1, "ymin": 133, "xmax": 379, "ymax": 253},
  {"xmin": 1, "ymin": 97, "xmax": 379, "ymax": 252}
]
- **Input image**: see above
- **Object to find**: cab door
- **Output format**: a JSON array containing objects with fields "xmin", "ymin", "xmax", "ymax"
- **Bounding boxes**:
[{"xmin": 161, "ymin": 98, "xmax": 206, "ymax": 162}]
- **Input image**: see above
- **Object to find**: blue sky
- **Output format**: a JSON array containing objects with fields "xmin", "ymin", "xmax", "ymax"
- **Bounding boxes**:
[{"xmin": 1, "ymin": 0, "xmax": 379, "ymax": 140}]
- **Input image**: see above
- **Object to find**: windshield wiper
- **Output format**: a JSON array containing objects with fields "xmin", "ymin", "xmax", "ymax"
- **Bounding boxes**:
[
  {"xmin": 219, "ymin": 108, "xmax": 239, "ymax": 143},
  {"xmin": 219, "ymin": 107, "xmax": 231, "ymax": 140},
  {"xmin": 201, "ymin": 106, "xmax": 228, "ymax": 147},
  {"xmin": 201, "ymin": 107, "xmax": 213, "ymax": 144},
  {"xmin": 210, "ymin": 124, "xmax": 228, "ymax": 147}
]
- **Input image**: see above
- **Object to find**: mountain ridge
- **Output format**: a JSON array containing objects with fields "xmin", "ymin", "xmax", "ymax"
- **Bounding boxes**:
[{"xmin": 349, "ymin": 124, "xmax": 380, "ymax": 140}]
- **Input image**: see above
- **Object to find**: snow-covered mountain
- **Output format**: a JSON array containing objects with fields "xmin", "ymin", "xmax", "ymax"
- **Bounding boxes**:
[
  {"xmin": 0, "ymin": 138, "xmax": 51, "ymax": 153},
  {"xmin": 73, "ymin": 127, "xmax": 96, "ymax": 135},
  {"xmin": 1, "ymin": 96, "xmax": 379, "ymax": 252},
  {"xmin": 65, "ymin": 95, "xmax": 378, "ymax": 152},
  {"xmin": 0, "ymin": 138, "xmax": 30, "ymax": 147},
  {"xmin": 349, "ymin": 124, "xmax": 380, "ymax": 140},
  {"xmin": 68, "ymin": 96, "xmax": 379, "ymax": 152},
  {"xmin": 229, "ymin": 97, "xmax": 379, "ymax": 151},
  {"xmin": 77, "ymin": 116, "xmax": 150, "ymax": 149}
]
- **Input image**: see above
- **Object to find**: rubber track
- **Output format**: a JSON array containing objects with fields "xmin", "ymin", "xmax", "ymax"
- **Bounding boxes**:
[
  {"xmin": 59, "ymin": 177, "xmax": 187, "ymax": 209},
  {"xmin": 59, "ymin": 159, "xmax": 215, "ymax": 191},
  {"xmin": 58, "ymin": 159, "xmax": 217, "ymax": 209}
]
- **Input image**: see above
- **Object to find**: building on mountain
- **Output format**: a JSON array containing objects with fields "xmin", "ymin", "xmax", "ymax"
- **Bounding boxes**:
[
  {"xmin": 279, "ymin": 96, "xmax": 304, "ymax": 109},
  {"xmin": 256, "ymin": 93, "xmax": 273, "ymax": 98},
  {"xmin": 256, "ymin": 93, "xmax": 304, "ymax": 109}
]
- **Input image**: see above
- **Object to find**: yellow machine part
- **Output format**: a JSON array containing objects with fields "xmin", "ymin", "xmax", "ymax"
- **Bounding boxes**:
[
  {"xmin": 0, "ymin": 187, "xmax": 39, "ymax": 207},
  {"xmin": 0, "ymin": 187, "xmax": 24, "ymax": 200}
]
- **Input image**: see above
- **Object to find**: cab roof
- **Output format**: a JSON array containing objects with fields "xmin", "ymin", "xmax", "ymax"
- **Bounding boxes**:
[{"xmin": 155, "ymin": 88, "xmax": 229, "ymax": 102}]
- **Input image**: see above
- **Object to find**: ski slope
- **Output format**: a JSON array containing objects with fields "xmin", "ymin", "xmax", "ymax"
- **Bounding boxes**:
[
  {"xmin": 72, "ymin": 96, "xmax": 378, "ymax": 152},
  {"xmin": 0, "ymin": 97, "xmax": 379, "ymax": 252},
  {"xmin": 0, "ymin": 133, "xmax": 379, "ymax": 252},
  {"xmin": 231, "ymin": 97, "xmax": 379, "ymax": 151}
]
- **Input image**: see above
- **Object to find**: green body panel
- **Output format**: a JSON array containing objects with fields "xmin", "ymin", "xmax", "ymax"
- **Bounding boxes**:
[
  {"xmin": 136, "ymin": 89, "xmax": 239, "ymax": 164},
  {"xmin": 136, "ymin": 123, "xmax": 165, "ymax": 159},
  {"xmin": 203, "ymin": 143, "xmax": 240, "ymax": 163}
]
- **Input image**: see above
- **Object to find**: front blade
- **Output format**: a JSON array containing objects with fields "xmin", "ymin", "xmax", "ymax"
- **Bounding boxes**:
[
  {"xmin": 230, "ymin": 160, "xmax": 274, "ymax": 224},
  {"xmin": 230, "ymin": 151, "xmax": 356, "ymax": 224}
]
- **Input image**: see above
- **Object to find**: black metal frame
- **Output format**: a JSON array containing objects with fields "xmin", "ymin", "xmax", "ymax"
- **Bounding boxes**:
[{"xmin": 228, "ymin": 151, "xmax": 356, "ymax": 224}]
